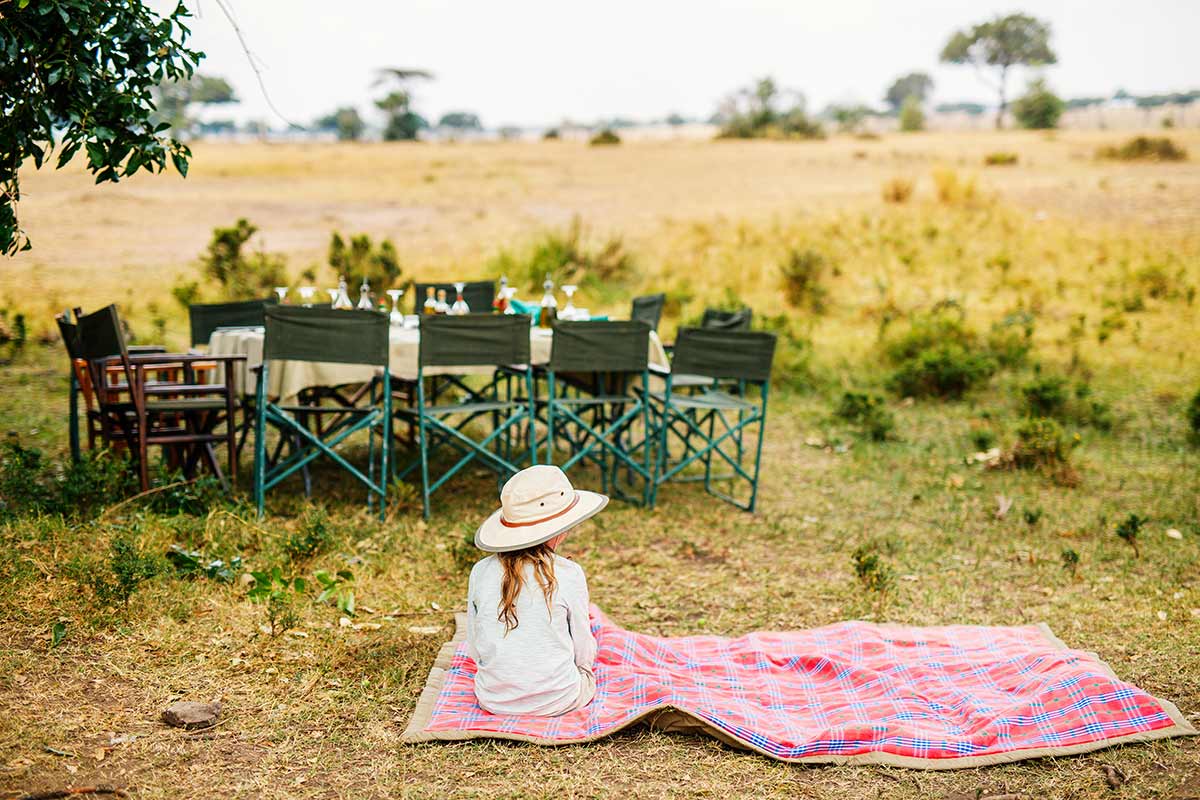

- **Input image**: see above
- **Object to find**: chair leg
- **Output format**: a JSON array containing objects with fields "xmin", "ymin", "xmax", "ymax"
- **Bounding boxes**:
[{"xmin": 417, "ymin": 378, "xmax": 431, "ymax": 519}]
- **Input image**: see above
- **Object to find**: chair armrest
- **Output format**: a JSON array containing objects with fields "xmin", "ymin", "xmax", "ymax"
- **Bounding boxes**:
[
  {"xmin": 113, "ymin": 353, "xmax": 246, "ymax": 365},
  {"xmin": 128, "ymin": 344, "xmax": 168, "ymax": 354}
]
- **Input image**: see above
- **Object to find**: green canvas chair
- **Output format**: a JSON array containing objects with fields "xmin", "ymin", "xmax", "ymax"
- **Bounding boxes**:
[
  {"xmin": 188, "ymin": 297, "xmax": 275, "ymax": 348},
  {"xmin": 545, "ymin": 320, "xmax": 654, "ymax": 506},
  {"xmin": 395, "ymin": 314, "xmax": 535, "ymax": 518},
  {"xmin": 651, "ymin": 327, "xmax": 776, "ymax": 512},
  {"xmin": 630, "ymin": 293, "xmax": 665, "ymax": 332},
  {"xmin": 253, "ymin": 306, "xmax": 392, "ymax": 518}
]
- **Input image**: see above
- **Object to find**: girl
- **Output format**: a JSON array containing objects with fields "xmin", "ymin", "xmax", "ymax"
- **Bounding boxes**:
[{"xmin": 467, "ymin": 465, "xmax": 608, "ymax": 716}]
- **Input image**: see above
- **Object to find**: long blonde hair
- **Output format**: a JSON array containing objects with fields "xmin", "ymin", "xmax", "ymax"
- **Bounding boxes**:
[{"xmin": 496, "ymin": 543, "xmax": 557, "ymax": 634}]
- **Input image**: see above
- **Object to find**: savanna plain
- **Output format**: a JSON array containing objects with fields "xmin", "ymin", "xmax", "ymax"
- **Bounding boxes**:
[{"xmin": 2, "ymin": 130, "xmax": 1200, "ymax": 799}]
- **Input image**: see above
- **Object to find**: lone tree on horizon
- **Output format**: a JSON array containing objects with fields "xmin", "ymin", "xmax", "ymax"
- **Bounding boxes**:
[
  {"xmin": 940, "ymin": 13, "xmax": 1057, "ymax": 129},
  {"xmin": 884, "ymin": 72, "xmax": 934, "ymax": 114}
]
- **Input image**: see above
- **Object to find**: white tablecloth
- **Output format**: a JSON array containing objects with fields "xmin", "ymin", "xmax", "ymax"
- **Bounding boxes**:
[{"xmin": 208, "ymin": 325, "xmax": 669, "ymax": 402}]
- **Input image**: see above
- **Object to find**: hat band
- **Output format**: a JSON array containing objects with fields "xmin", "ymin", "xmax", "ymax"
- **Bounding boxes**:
[{"xmin": 499, "ymin": 493, "xmax": 580, "ymax": 528}]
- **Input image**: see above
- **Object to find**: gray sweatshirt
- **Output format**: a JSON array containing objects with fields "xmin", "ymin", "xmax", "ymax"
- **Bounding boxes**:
[{"xmin": 466, "ymin": 554, "xmax": 597, "ymax": 716}]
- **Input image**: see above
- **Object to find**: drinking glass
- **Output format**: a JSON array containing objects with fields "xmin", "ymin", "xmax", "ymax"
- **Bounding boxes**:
[
  {"xmin": 562, "ymin": 285, "xmax": 578, "ymax": 321},
  {"xmin": 274, "ymin": 286, "xmax": 288, "ymax": 304},
  {"xmin": 387, "ymin": 289, "xmax": 405, "ymax": 326},
  {"xmin": 299, "ymin": 286, "xmax": 315, "ymax": 307},
  {"xmin": 327, "ymin": 288, "xmax": 339, "ymax": 308},
  {"xmin": 450, "ymin": 281, "xmax": 470, "ymax": 315}
]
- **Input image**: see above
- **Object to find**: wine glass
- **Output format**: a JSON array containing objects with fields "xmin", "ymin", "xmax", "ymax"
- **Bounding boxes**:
[
  {"xmin": 274, "ymin": 286, "xmax": 289, "ymax": 304},
  {"xmin": 327, "ymin": 288, "xmax": 339, "ymax": 308},
  {"xmin": 299, "ymin": 286, "xmax": 315, "ymax": 307},
  {"xmin": 503, "ymin": 288, "xmax": 519, "ymax": 315},
  {"xmin": 387, "ymin": 288, "xmax": 405, "ymax": 326},
  {"xmin": 450, "ymin": 281, "xmax": 470, "ymax": 315},
  {"xmin": 561, "ymin": 285, "xmax": 578, "ymax": 321}
]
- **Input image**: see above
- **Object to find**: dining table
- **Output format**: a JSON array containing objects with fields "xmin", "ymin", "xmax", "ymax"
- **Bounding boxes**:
[{"xmin": 208, "ymin": 322, "xmax": 670, "ymax": 402}]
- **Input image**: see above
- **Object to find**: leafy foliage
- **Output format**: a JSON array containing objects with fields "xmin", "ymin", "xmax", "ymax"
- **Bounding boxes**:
[
  {"xmin": 1060, "ymin": 547, "xmax": 1080, "ymax": 579},
  {"xmin": 80, "ymin": 529, "xmax": 162, "ymax": 609},
  {"xmin": 0, "ymin": 440, "xmax": 134, "ymax": 521},
  {"xmin": 282, "ymin": 506, "xmax": 334, "ymax": 562},
  {"xmin": 247, "ymin": 567, "xmax": 305, "ymax": 636},
  {"xmin": 1, "ymin": 0, "xmax": 203, "ymax": 254},
  {"xmin": 984, "ymin": 152, "xmax": 1019, "ymax": 166},
  {"xmin": 1115, "ymin": 513, "xmax": 1148, "ymax": 558},
  {"xmin": 1096, "ymin": 137, "xmax": 1188, "ymax": 163},
  {"xmin": 329, "ymin": 231, "xmax": 402, "ymax": 291},
  {"xmin": 486, "ymin": 217, "xmax": 633, "ymax": 296},
  {"xmin": 185, "ymin": 218, "xmax": 287, "ymax": 304},
  {"xmin": 898, "ymin": 95, "xmax": 925, "ymax": 132},
  {"xmin": 884, "ymin": 72, "xmax": 934, "ymax": 113},
  {"xmin": 166, "ymin": 545, "xmax": 242, "ymax": 583},
  {"xmin": 715, "ymin": 77, "xmax": 824, "ymax": 140},
  {"xmin": 834, "ymin": 392, "xmax": 895, "ymax": 442},
  {"xmin": 314, "ymin": 107, "xmax": 365, "ymax": 141},
  {"xmin": 1012, "ymin": 78, "xmax": 1065, "ymax": 130},
  {"xmin": 851, "ymin": 544, "xmax": 895, "ymax": 595},
  {"xmin": 888, "ymin": 343, "xmax": 996, "ymax": 399},
  {"xmin": 881, "ymin": 177, "xmax": 914, "ymax": 204},
  {"xmin": 779, "ymin": 247, "xmax": 829, "ymax": 313},
  {"xmin": 940, "ymin": 13, "xmax": 1057, "ymax": 129},
  {"xmin": 374, "ymin": 67, "xmax": 433, "ymax": 142},
  {"xmin": 314, "ymin": 569, "xmax": 355, "ymax": 615},
  {"xmin": 589, "ymin": 129, "xmax": 621, "ymax": 146},
  {"xmin": 438, "ymin": 111, "xmax": 482, "ymax": 131},
  {"xmin": 153, "ymin": 73, "xmax": 237, "ymax": 135}
]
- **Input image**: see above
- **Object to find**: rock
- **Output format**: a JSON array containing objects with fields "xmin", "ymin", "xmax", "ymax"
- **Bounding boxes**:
[{"xmin": 161, "ymin": 700, "xmax": 221, "ymax": 730}]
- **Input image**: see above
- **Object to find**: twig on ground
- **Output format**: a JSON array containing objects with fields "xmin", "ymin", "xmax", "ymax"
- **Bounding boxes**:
[
  {"xmin": 41, "ymin": 746, "xmax": 75, "ymax": 757},
  {"xmin": 97, "ymin": 482, "xmax": 188, "ymax": 521}
]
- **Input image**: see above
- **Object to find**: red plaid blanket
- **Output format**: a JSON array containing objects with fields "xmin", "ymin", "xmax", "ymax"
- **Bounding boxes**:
[{"xmin": 403, "ymin": 606, "xmax": 1194, "ymax": 767}]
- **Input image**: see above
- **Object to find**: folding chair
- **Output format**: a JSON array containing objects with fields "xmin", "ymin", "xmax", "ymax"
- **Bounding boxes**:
[
  {"xmin": 630, "ymin": 293, "xmax": 665, "ymax": 332},
  {"xmin": 188, "ymin": 297, "xmax": 274, "ymax": 348},
  {"xmin": 411, "ymin": 280, "xmax": 496, "ymax": 314},
  {"xmin": 700, "ymin": 307, "xmax": 752, "ymax": 331},
  {"xmin": 253, "ymin": 306, "xmax": 391, "ymax": 519},
  {"xmin": 651, "ymin": 327, "xmax": 776, "ymax": 512},
  {"xmin": 545, "ymin": 321, "xmax": 654, "ymax": 506},
  {"xmin": 72, "ymin": 305, "xmax": 244, "ymax": 491},
  {"xmin": 395, "ymin": 314, "xmax": 534, "ymax": 518}
]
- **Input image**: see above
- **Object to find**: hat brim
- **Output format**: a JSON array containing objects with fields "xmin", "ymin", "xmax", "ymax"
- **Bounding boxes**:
[{"xmin": 475, "ymin": 490, "xmax": 609, "ymax": 553}]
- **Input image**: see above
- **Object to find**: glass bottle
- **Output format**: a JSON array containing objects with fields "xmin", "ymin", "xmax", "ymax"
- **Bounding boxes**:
[
  {"xmin": 504, "ymin": 288, "xmax": 518, "ymax": 315},
  {"xmin": 357, "ymin": 277, "xmax": 373, "ymax": 310},
  {"xmin": 423, "ymin": 286, "xmax": 438, "ymax": 315},
  {"xmin": 538, "ymin": 274, "xmax": 557, "ymax": 329},
  {"xmin": 435, "ymin": 288, "xmax": 450, "ymax": 314},
  {"xmin": 493, "ymin": 276, "xmax": 509, "ymax": 313},
  {"xmin": 450, "ymin": 281, "xmax": 470, "ymax": 315},
  {"xmin": 333, "ymin": 275, "xmax": 354, "ymax": 310},
  {"xmin": 386, "ymin": 289, "xmax": 404, "ymax": 326}
]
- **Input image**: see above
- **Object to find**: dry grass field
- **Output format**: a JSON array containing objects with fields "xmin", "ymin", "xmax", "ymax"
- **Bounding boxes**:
[{"xmin": 2, "ymin": 130, "xmax": 1200, "ymax": 799}]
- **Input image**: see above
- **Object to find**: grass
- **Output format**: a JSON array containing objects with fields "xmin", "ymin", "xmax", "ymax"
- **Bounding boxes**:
[{"xmin": 2, "ymin": 130, "xmax": 1200, "ymax": 798}]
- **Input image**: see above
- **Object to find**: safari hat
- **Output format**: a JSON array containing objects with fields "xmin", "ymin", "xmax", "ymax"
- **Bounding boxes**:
[{"xmin": 475, "ymin": 465, "xmax": 608, "ymax": 553}]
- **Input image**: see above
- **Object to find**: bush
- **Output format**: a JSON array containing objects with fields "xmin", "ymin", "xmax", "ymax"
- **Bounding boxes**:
[
  {"xmin": 834, "ymin": 392, "xmax": 895, "ymax": 441},
  {"xmin": 932, "ymin": 168, "xmax": 980, "ymax": 205},
  {"xmin": 0, "ymin": 441, "xmax": 135, "ymax": 521},
  {"xmin": 984, "ymin": 152, "xmax": 1018, "ymax": 166},
  {"xmin": 194, "ymin": 218, "xmax": 288, "ymax": 303},
  {"xmin": 881, "ymin": 177, "xmax": 914, "ymax": 204},
  {"xmin": 779, "ymin": 247, "xmax": 829, "ymax": 313},
  {"xmin": 75, "ymin": 528, "xmax": 162, "ymax": 610},
  {"xmin": 486, "ymin": 216, "xmax": 633, "ymax": 295},
  {"xmin": 851, "ymin": 545, "xmax": 895, "ymax": 595},
  {"xmin": 328, "ymin": 231, "xmax": 402, "ymax": 291},
  {"xmin": 1097, "ymin": 136, "xmax": 1187, "ymax": 162},
  {"xmin": 1012, "ymin": 79, "xmax": 1065, "ymax": 130},
  {"xmin": 986, "ymin": 312, "xmax": 1035, "ymax": 367},
  {"xmin": 898, "ymin": 95, "xmax": 924, "ymax": 132},
  {"xmin": 283, "ymin": 505, "xmax": 334, "ymax": 562},
  {"xmin": 1022, "ymin": 375, "xmax": 1113, "ymax": 430},
  {"xmin": 888, "ymin": 343, "xmax": 996, "ymax": 399},
  {"xmin": 1023, "ymin": 375, "xmax": 1070, "ymax": 417},
  {"xmin": 589, "ymin": 129, "xmax": 620, "ymax": 146},
  {"xmin": 1187, "ymin": 389, "xmax": 1200, "ymax": 441},
  {"xmin": 1009, "ymin": 417, "xmax": 1077, "ymax": 479}
]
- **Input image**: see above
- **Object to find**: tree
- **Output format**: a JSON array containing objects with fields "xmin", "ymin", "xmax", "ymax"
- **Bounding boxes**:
[
  {"xmin": 940, "ymin": 13, "xmax": 1057, "ymax": 129},
  {"xmin": 899, "ymin": 95, "xmax": 925, "ymax": 132},
  {"xmin": 827, "ymin": 104, "xmax": 871, "ymax": 134},
  {"xmin": 716, "ymin": 76, "xmax": 823, "ymax": 140},
  {"xmin": 437, "ymin": 111, "xmax": 482, "ymax": 131},
  {"xmin": 1012, "ymin": 78, "xmax": 1065, "ymax": 130},
  {"xmin": 1, "ymin": 0, "xmax": 203, "ymax": 255},
  {"xmin": 153, "ymin": 74, "xmax": 238, "ymax": 135},
  {"xmin": 328, "ymin": 232, "xmax": 401, "ymax": 290},
  {"xmin": 315, "ymin": 107, "xmax": 365, "ymax": 141},
  {"xmin": 373, "ymin": 67, "xmax": 433, "ymax": 142},
  {"xmin": 885, "ymin": 72, "xmax": 934, "ymax": 113}
]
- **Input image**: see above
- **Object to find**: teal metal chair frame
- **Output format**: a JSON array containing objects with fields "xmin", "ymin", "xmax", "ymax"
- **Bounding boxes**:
[
  {"xmin": 395, "ymin": 314, "xmax": 535, "ymax": 518},
  {"xmin": 544, "ymin": 321, "xmax": 654, "ymax": 506},
  {"xmin": 651, "ymin": 327, "xmax": 776, "ymax": 512},
  {"xmin": 253, "ymin": 306, "xmax": 392, "ymax": 519}
]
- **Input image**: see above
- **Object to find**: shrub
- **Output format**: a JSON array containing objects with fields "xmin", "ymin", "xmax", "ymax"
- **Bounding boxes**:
[
  {"xmin": 898, "ymin": 95, "xmax": 924, "ymax": 132},
  {"xmin": 984, "ymin": 152, "xmax": 1018, "ymax": 166},
  {"xmin": 1023, "ymin": 375, "xmax": 1070, "ymax": 417},
  {"xmin": 1188, "ymin": 389, "xmax": 1200, "ymax": 441},
  {"xmin": 852, "ymin": 545, "xmax": 895, "ymax": 595},
  {"xmin": 77, "ymin": 529, "xmax": 162, "ymax": 610},
  {"xmin": 834, "ymin": 392, "xmax": 895, "ymax": 441},
  {"xmin": 0, "ymin": 308, "xmax": 27, "ymax": 362},
  {"xmin": 1022, "ymin": 375, "xmax": 1113, "ymax": 430},
  {"xmin": 194, "ymin": 218, "xmax": 288, "ymax": 303},
  {"xmin": 888, "ymin": 344, "xmax": 995, "ymax": 399},
  {"xmin": 328, "ymin": 231, "xmax": 402, "ymax": 291},
  {"xmin": 1097, "ymin": 136, "xmax": 1187, "ymax": 162},
  {"xmin": 1060, "ymin": 547, "xmax": 1080, "ymax": 579},
  {"xmin": 1012, "ymin": 417, "xmax": 1070, "ymax": 472},
  {"xmin": 0, "ymin": 441, "xmax": 135, "ymax": 521},
  {"xmin": 882, "ymin": 305, "xmax": 975, "ymax": 364},
  {"xmin": 932, "ymin": 168, "xmax": 980, "ymax": 205},
  {"xmin": 589, "ymin": 129, "xmax": 620, "ymax": 146},
  {"xmin": 1012, "ymin": 79, "xmax": 1064, "ymax": 130},
  {"xmin": 779, "ymin": 247, "xmax": 829, "ymax": 313},
  {"xmin": 283, "ymin": 505, "xmax": 333, "ymax": 562},
  {"xmin": 1115, "ymin": 513, "xmax": 1148, "ymax": 558},
  {"xmin": 986, "ymin": 312, "xmax": 1035, "ymax": 367},
  {"xmin": 247, "ymin": 567, "xmax": 305, "ymax": 636},
  {"xmin": 542, "ymin": 128, "xmax": 560, "ymax": 140},
  {"xmin": 486, "ymin": 216, "xmax": 633, "ymax": 295},
  {"xmin": 881, "ymin": 177, "xmax": 914, "ymax": 204}
]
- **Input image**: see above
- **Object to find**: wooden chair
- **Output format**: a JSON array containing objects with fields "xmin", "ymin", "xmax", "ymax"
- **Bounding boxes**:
[{"xmin": 72, "ymin": 304, "xmax": 245, "ymax": 491}]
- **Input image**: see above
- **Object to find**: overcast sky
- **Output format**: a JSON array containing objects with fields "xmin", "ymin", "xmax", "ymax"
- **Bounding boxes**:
[{"xmin": 170, "ymin": 0, "xmax": 1199, "ymax": 128}]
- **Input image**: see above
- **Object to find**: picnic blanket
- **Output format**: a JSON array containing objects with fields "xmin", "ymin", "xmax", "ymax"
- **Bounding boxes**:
[{"xmin": 402, "ymin": 606, "xmax": 1195, "ymax": 768}]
